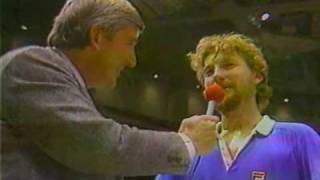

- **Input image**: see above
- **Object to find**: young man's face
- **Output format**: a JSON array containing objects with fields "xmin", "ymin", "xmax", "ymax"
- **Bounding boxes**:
[
  {"xmin": 88, "ymin": 25, "xmax": 140, "ymax": 88},
  {"xmin": 203, "ymin": 51, "xmax": 261, "ymax": 112}
]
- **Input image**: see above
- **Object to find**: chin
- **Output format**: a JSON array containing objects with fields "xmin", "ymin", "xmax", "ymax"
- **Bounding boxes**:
[
  {"xmin": 106, "ymin": 78, "xmax": 118, "ymax": 89},
  {"xmin": 217, "ymin": 95, "xmax": 241, "ymax": 113}
]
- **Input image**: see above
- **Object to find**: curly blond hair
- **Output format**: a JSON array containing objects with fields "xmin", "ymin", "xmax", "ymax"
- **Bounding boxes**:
[{"xmin": 188, "ymin": 33, "xmax": 272, "ymax": 111}]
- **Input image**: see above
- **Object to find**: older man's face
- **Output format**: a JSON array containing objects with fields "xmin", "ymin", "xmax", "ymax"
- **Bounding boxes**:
[{"xmin": 88, "ymin": 26, "xmax": 140, "ymax": 88}]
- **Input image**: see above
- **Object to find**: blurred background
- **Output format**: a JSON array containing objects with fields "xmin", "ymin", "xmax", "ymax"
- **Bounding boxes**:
[{"xmin": 1, "ymin": 0, "xmax": 320, "ymax": 179}]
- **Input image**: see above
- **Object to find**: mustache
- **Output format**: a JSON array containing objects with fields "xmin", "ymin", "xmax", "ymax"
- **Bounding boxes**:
[{"xmin": 216, "ymin": 81, "xmax": 232, "ymax": 89}]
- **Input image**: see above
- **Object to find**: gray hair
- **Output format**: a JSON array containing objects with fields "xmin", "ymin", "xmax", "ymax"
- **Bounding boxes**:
[{"xmin": 47, "ymin": 0, "xmax": 145, "ymax": 49}]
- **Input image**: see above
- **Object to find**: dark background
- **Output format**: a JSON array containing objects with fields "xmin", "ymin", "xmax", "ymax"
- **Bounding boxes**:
[{"xmin": 1, "ymin": 0, "xmax": 320, "ymax": 179}]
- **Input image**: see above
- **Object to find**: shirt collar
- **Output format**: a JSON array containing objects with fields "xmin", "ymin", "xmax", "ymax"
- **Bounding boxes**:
[
  {"xmin": 216, "ymin": 115, "xmax": 275, "ymax": 137},
  {"xmin": 255, "ymin": 115, "xmax": 275, "ymax": 136}
]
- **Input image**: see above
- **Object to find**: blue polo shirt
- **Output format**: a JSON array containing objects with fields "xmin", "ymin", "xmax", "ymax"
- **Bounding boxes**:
[{"xmin": 156, "ymin": 116, "xmax": 320, "ymax": 180}]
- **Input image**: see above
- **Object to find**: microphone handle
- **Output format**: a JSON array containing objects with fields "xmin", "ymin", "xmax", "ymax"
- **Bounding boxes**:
[{"xmin": 206, "ymin": 100, "xmax": 215, "ymax": 115}]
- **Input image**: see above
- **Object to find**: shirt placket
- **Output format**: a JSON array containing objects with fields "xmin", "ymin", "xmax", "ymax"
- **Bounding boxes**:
[{"xmin": 217, "ymin": 131, "xmax": 234, "ymax": 170}]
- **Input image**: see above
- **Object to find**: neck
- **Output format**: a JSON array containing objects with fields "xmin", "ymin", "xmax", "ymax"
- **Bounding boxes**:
[
  {"xmin": 220, "ymin": 97, "xmax": 262, "ymax": 134},
  {"xmin": 62, "ymin": 48, "xmax": 97, "ymax": 87}
]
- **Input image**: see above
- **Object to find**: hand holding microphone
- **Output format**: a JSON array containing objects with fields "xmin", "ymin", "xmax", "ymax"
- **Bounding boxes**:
[{"xmin": 178, "ymin": 84, "xmax": 224, "ymax": 156}]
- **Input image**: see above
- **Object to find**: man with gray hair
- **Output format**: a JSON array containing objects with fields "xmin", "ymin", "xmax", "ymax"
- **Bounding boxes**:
[{"xmin": 0, "ymin": 0, "xmax": 219, "ymax": 179}]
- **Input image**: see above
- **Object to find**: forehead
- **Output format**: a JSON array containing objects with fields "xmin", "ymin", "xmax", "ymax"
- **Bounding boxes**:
[{"xmin": 203, "ymin": 51, "xmax": 246, "ymax": 66}]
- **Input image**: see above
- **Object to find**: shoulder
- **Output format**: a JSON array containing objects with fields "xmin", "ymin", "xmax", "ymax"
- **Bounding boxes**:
[
  {"xmin": 1, "ymin": 46, "xmax": 53, "ymax": 62},
  {"xmin": 275, "ymin": 122, "xmax": 317, "ymax": 134},
  {"xmin": 1, "ymin": 46, "xmax": 75, "ymax": 84},
  {"xmin": 2, "ymin": 46, "xmax": 65, "ymax": 68},
  {"xmin": 273, "ymin": 121, "xmax": 319, "ymax": 140}
]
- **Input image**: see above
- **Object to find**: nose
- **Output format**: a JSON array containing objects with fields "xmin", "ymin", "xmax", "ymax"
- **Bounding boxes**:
[
  {"xmin": 127, "ymin": 56, "xmax": 136, "ymax": 68},
  {"xmin": 204, "ymin": 68, "xmax": 225, "ymax": 87},
  {"xmin": 127, "ymin": 50, "xmax": 137, "ymax": 68},
  {"xmin": 213, "ymin": 67, "xmax": 225, "ymax": 85}
]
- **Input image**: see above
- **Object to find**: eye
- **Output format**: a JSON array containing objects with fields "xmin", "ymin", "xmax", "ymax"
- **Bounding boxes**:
[
  {"xmin": 127, "ymin": 39, "xmax": 138, "ymax": 47},
  {"xmin": 222, "ymin": 63, "xmax": 235, "ymax": 69},
  {"xmin": 126, "ymin": 42, "xmax": 135, "ymax": 47},
  {"xmin": 203, "ymin": 67, "xmax": 214, "ymax": 77}
]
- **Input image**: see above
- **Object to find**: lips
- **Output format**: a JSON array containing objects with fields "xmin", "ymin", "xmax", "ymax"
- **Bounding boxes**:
[
  {"xmin": 206, "ymin": 81, "xmax": 232, "ymax": 92},
  {"xmin": 219, "ymin": 81, "xmax": 232, "ymax": 89},
  {"xmin": 219, "ymin": 84, "xmax": 232, "ymax": 95}
]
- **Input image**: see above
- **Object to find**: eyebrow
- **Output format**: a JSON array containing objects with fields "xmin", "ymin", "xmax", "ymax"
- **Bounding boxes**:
[
  {"xmin": 204, "ymin": 63, "xmax": 215, "ymax": 71},
  {"xmin": 221, "ymin": 58, "xmax": 234, "ymax": 63},
  {"xmin": 215, "ymin": 55, "xmax": 235, "ymax": 64},
  {"xmin": 204, "ymin": 56, "xmax": 235, "ymax": 70}
]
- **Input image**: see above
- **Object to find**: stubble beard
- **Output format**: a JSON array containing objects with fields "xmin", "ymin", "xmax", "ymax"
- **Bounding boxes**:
[{"xmin": 217, "ymin": 91, "xmax": 241, "ymax": 114}]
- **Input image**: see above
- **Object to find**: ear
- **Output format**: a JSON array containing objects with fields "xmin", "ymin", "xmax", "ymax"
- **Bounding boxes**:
[
  {"xmin": 89, "ymin": 26, "xmax": 105, "ymax": 51},
  {"xmin": 254, "ymin": 72, "xmax": 264, "ymax": 84}
]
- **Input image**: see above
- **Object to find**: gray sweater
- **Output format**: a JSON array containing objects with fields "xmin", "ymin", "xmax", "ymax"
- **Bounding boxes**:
[{"xmin": 0, "ymin": 46, "xmax": 190, "ymax": 180}]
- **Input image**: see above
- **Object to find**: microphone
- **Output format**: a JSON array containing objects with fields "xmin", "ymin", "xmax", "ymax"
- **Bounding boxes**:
[{"xmin": 203, "ymin": 84, "xmax": 225, "ymax": 115}]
